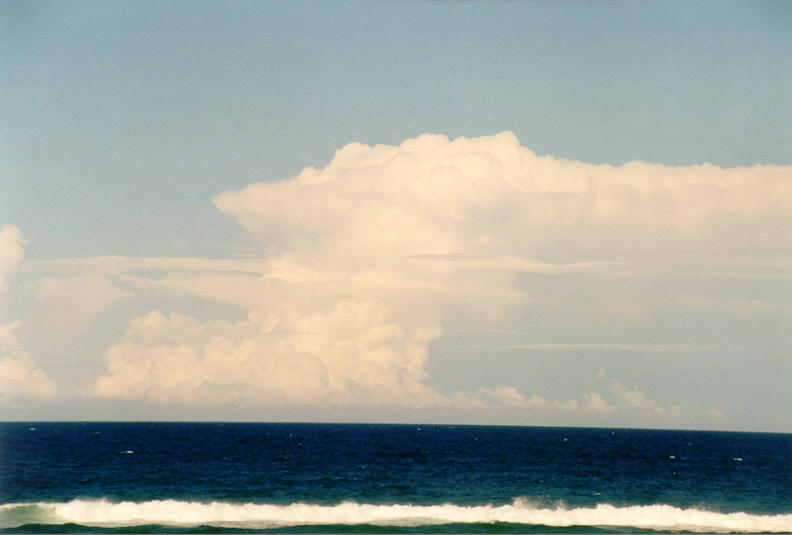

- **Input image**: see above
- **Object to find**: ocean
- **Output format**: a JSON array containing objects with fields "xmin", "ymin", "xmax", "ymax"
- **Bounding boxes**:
[{"xmin": 0, "ymin": 422, "xmax": 790, "ymax": 533}]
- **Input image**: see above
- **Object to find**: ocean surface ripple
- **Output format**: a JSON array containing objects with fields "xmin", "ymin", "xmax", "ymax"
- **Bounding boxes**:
[{"xmin": 1, "ymin": 423, "xmax": 789, "ymax": 533}]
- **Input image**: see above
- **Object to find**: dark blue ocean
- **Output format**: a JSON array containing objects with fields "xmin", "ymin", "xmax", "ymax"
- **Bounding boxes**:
[{"xmin": 0, "ymin": 423, "xmax": 790, "ymax": 533}]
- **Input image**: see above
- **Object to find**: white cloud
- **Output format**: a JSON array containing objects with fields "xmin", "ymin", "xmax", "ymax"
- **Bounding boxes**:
[
  {"xmin": 92, "ymin": 305, "xmax": 455, "ymax": 408},
  {"xmin": 582, "ymin": 392, "xmax": 616, "ymax": 414},
  {"xmin": 501, "ymin": 343, "xmax": 716, "ymax": 353},
  {"xmin": 607, "ymin": 378, "xmax": 681, "ymax": 418},
  {"xmin": 0, "ymin": 224, "xmax": 26, "ymax": 295},
  {"xmin": 24, "ymin": 276, "xmax": 133, "ymax": 340},
  {"xmin": 0, "ymin": 321, "xmax": 56, "ymax": 403},
  {"xmin": 214, "ymin": 131, "xmax": 792, "ymax": 263},
  {"xmin": 675, "ymin": 294, "xmax": 792, "ymax": 318},
  {"xmin": 478, "ymin": 385, "xmax": 526, "ymax": 406},
  {"xmin": 22, "ymin": 256, "xmax": 269, "ymax": 276},
  {"xmin": 0, "ymin": 226, "xmax": 57, "ymax": 404},
  {"xmin": 86, "ymin": 132, "xmax": 791, "ymax": 411},
  {"xmin": 478, "ymin": 386, "xmax": 585, "ymax": 412},
  {"xmin": 476, "ymin": 368, "xmax": 678, "ymax": 419},
  {"xmin": 479, "ymin": 380, "xmax": 671, "ymax": 418},
  {"xmin": 706, "ymin": 408, "xmax": 726, "ymax": 420}
]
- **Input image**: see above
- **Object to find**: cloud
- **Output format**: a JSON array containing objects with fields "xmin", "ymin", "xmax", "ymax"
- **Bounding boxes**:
[
  {"xmin": 479, "ymin": 386, "xmax": 615, "ymax": 414},
  {"xmin": 88, "ymin": 132, "xmax": 791, "ymax": 410},
  {"xmin": 582, "ymin": 392, "xmax": 616, "ymax": 414},
  {"xmin": 22, "ymin": 256, "xmax": 269, "ymax": 276},
  {"xmin": 0, "ymin": 224, "xmax": 26, "ymax": 295},
  {"xmin": 607, "ymin": 377, "xmax": 681, "ymax": 418},
  {"xmin": 0, "ymin": 225, "xmax": 57, "ymax": 404},
  {"xmin": 501, "ymin": 343, "xmax": 716, "ymax": 353},
  {"xmin": 479, "ymin": 367, "xmax": 682, "ymax": 418},
  {"xmin": 92, "ymin": 305, "xmax": 452, "ymax": 408},
  {"xmin": 23, "ymin": 275, "xmax": 133, "ymax": 341},
  {"xmin": 706, "ymin": 409, "xmax": 726, "ymax": 420},
  {"xmin": 586, "ymin": 369, "xmax": 681, "ymax": 418},
  {"xmin": 478, "ymin": 386, "xmax": 556, "ymax": 409},
  {"xmin": 674, "ymin": 294, "xmax": 792, "ymax": 318},
  {"xmin": 0, "ymin": 321, "xmax": 56, "ymax": 403},
  {"xmin": 480, "ymin": 376, "xmax": 680, "ymax": 419},
  {"xmin": 8, "ymin": 256, "xmax": 135, "ymax": 352},
  {"xmin": 214, "ymin": 131, "xmax": 792, "ymax": 262}
]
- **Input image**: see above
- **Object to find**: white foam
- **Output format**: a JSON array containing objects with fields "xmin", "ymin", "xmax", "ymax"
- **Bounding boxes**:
[{"xmin": 1, "ymin": 499, "xmax": 791, "ymax": 532}]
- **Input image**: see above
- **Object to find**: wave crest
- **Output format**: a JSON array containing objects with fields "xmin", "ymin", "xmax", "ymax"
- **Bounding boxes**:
[{"xmin": 1, "ymin": 498, "xmax": 791, "ymax": 532}]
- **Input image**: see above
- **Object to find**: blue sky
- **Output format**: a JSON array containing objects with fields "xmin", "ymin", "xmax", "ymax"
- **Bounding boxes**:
[{"xmin": 1, "ymin": 0, "xmax": 790, "ymax": 429}]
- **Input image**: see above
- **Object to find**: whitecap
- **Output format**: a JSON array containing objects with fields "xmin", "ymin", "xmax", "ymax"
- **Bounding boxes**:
[{"xmin": 0, "ymin": 499, "xmax": 788, "ymax": 532}]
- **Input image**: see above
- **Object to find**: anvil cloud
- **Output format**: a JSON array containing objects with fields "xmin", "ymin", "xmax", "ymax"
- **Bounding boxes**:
[{"xmin": 80, "ymin": 133, "xmax": 791, "ymax": 418}]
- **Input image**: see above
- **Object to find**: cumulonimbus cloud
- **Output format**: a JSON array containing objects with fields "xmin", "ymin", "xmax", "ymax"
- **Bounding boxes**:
[
  {"xmin": 90, "ymin": 132, "xmax": 792, "ymax": 409},
  {"xmin": 214, "ymin": 131, "xmax": 791, "ymax": 261}
]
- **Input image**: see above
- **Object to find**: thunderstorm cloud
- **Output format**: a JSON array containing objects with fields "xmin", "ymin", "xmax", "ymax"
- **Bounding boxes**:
[{"xmin": 82, "ymin": 133, "xmax": 791, "ymax": 415}]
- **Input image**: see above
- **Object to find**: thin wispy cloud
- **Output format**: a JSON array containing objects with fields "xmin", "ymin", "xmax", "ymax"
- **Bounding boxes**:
[{"xmin": 500, "ymin": 344, "xmax": 718, "ymax": 353}]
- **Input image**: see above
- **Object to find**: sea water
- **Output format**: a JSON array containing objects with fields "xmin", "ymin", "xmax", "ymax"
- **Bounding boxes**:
[{"xmin": 0, "ymin": 422, "xmax": 790, "ymax": 533}]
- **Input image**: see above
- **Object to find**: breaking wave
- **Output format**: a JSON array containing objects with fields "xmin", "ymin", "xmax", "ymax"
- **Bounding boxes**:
[{"xmin": 2, "ymin": 498, "xmax": 791, "ymax": 532}]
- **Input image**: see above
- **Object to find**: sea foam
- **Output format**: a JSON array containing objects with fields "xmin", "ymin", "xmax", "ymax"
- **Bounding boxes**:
[{"xmin": 2, "ymin": 499, "xmax": 792, "ymax": 532}]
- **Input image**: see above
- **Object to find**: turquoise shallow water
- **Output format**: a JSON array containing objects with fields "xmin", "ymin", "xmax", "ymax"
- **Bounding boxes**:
[{"xmin": 1, "ymin": 423, "xmax": 790, "ymax": 533}]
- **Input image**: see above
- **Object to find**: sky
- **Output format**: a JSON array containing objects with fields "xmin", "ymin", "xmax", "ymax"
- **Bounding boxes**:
[{"xmin": 1, "ymin": 0, "xmax": 790, "ymax": 431}]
